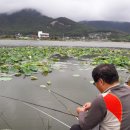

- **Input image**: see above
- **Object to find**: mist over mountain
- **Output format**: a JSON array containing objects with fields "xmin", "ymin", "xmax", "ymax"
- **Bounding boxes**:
[
  {"xmin": 0, "ymin": 9, "xmax": 94, "ymax": 36},
  {"xmin": 0, "ymin": 9, "xmax": 130, "ymax": 39},
  {"xmin": 80, "ymin": 21, "xmax": 130, "ymax": 34}
]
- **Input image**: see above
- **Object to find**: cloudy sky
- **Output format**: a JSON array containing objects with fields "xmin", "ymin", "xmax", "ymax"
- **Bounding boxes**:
[{"xmin": 0, "ymin": 0, "xmax": 130, "ymax": 22}]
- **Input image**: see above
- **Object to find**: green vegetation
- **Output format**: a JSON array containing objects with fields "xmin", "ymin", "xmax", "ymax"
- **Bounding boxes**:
[
  {"xmin": 1, "ymin": 9, "xmax": 130, "ymax": 42},
  {"xmin": 0, "ymin": 47, "xmax": 130, "ymax": 78},
  {"xmin": 0, "ymin": 9, "xmax": 93, "ymax": 37},
  {"xmin": 108, "ymin": 32, "xmax": 130, "ymax": 42}
]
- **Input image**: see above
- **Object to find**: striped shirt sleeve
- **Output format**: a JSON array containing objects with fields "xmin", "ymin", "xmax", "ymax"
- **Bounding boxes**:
[{"xmin": 78, "ymin": 95, "xmax": 107, "ymax": 130}]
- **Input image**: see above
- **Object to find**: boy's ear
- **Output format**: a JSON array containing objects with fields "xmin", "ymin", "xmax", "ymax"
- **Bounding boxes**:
[
  {"xmin": 128, "ymin": 81, "xmax": 130, "ymax": 86},
  {"xmin": 98, "ymin": 79, "xmax": 104, "ymax": 85}
]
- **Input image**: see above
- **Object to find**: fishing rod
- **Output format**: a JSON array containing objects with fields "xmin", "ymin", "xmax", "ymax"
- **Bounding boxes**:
[
  {"xmin": 0, "ymin": 95, "xmax": 71, "ymax": 128},
  {"xmin": 40, "ymin": 85, "xmax": 82, "ymax": 106},
  {"xmin": 40, "ymin": 85, "xmax": 79, "ymax": 120},
  {"xmin": 0, "ymin": 95, "xmax": 77, "ymax": 117},
  {"xmin": 0, "ymin": 95, "xmax": 72, "ymax": 128},
  {"xmin": 24, "ymin": 103, "xmax": 71, "ymax": 128}
]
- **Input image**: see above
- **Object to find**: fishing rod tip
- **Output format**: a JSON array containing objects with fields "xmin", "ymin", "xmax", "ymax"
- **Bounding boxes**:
[{"xmin": 40, "ymin": 85, "xmax": 47, "ymax": 88}]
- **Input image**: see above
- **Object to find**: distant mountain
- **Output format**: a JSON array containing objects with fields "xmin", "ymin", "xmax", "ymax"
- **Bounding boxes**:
[
  {"xmin": 80, "ymin": 21, "xmax": 130, "ymax": 34},
  {"xmin": 0, "ymin": 9, "xmax": 130, "ymax": 40},
  {"xmin": 0, "ymin": 9, "xmax": 94, "ymax": 36},
  {"xmin": 0, "ymin": 9, "xmax": 52, "ymax": 35}
]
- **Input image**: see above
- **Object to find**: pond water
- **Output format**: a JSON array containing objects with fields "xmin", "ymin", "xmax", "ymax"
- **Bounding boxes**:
[
  {"xmin": 0, "ymin": 40, "xmax": 129, "ymax": 130},
  {"xmin": 0, "ymin": 40, "xmax": 130, "ymax": 48},
  {"xmin": 0, "ymin": 60, "xmax": 100, "ymax": 130},
  {"xmin": 0, "ymin": 59, "xmax": 129, "ymax": 130}
]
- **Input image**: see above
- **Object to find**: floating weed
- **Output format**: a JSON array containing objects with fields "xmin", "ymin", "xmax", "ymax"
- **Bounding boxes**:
[
  {"xmin": 41, "ymin": 66, "xmax": 52, "ymax": 76},
  {"xmin": 72, "ymin": 74, "xmax": 80, "ymax": 77},
  {"xmin": 47, "ymin": 81, "xmax": 52, "ymax": 86},
  {"xmin": 0, "ymin": 77, "xmax": 12, "ymax": 81},
  {"xmin": 0, "ymin": 47, "xmax": 130, "ymax": 80},
  {"xmin": 40, "ymin": 85, "xmax": 47, "ymax": 88},
  {"xmin": 30, "ymin": 76, "xmax": 38, "ymax": 80},
  {"xmin": 14, "ymin": 73, "xmax": 22, "ymax": 77},
  {"xmin": 90, "ymin": 81, "xmax": 94, "ymax": 84}
]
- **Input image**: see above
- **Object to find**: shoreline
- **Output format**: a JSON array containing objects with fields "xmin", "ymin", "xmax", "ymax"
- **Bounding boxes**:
[{"xmin": 0, "ymin": 39, "xmax": 130, "ymax": 49}]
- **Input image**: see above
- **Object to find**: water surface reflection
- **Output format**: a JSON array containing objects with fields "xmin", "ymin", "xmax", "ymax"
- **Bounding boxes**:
[{"xmin": 0, "ymin": 60, "xmax": 128, "ymax": 130}]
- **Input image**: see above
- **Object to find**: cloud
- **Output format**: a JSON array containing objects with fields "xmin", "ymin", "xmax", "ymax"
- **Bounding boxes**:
[{"xmin": 0, "ymin": 0, "xmax": 130, "ymax": 22}]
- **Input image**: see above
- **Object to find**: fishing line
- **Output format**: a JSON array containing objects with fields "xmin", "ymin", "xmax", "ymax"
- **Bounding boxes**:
[
  {"xmin": 0, "ymin": 112, "xmax": 13, "ymax": 130},
  {"xmin": 0, "ymin": 95, "xmax": 72, "ymax": 128},
  {"xmin": 41, "ymin": 85, "xmax": 82, "ymax": 106},
  {"xmin": 41, "ymin": 86, "xmax": 79, "ymax": 120},
  {"xmin": 24, "ymin": 103, "xmax": 71, "ymax": 128},
  {"xmin": 0, "ymin": 95, "xmax": 77, "ymax": 117},
  {"xmin": 126, "ymin": 75, "xmax": 130, "ymax": 82},
  {"xmin": 0, "ymin": 95, "xmax": 71, "ymax": 128}
]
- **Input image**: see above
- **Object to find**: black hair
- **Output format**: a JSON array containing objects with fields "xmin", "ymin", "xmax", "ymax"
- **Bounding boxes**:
[{"xmin": 92, "ymin": 64, "xmax": 119, "ymax": 84}]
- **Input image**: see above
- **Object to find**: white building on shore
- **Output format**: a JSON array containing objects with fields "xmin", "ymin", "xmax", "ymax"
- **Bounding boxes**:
[{"xmin": 38, "ymin": 31, "xmax": 49, "ymax": 38}]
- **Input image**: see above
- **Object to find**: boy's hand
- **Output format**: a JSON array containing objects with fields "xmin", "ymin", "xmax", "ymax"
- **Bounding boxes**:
[
  {"xmin": 83, "ymin": 102, "xmax": 91, "ymax": 110},
  {"xmin": 76, "ymin": 102, "xmax": 91, "ymax": 114}
]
